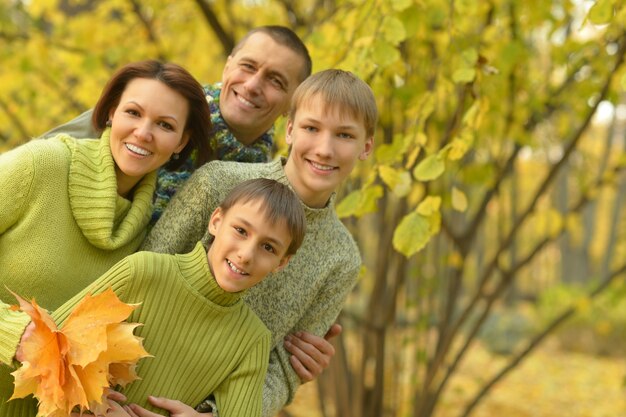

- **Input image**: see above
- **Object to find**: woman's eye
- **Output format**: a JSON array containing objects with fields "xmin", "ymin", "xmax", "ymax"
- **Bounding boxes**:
[
  {"xmin": 158, "ymin": 121, "xmax": 174, "ymax": 131},
  {"xmin": 126, "ymin": 109, "xmax": 140, "ymax": 117}
]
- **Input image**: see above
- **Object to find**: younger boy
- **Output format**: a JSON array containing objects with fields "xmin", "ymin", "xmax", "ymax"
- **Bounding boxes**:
[
  {"xmin": 141, "ymin": 69, "xmax": 377, "ymax": 417},
  {"xmin": 1, "ymin": 178, "xmax": 306, "ymax": 417}
]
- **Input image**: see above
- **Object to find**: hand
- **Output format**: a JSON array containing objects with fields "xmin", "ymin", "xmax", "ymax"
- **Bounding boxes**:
[
  {"xmin": 15, "ymin": 321, "xmax": 35, "ymax": 362},
  {"xmin": 284, "ymin": 323, "xmax": 342, "ymax": 383},
  {"xmin": 126, "ymin": 396, "xmax": 212, "ymax": 417}
]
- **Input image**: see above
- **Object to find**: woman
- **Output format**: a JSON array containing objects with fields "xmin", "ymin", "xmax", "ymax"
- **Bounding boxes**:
[{"xmin": 0, "ymin": 59, "xmax": 211, "ymax": 416}]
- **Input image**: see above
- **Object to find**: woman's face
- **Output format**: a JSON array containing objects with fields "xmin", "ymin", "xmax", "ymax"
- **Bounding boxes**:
[{"xmin": 109, "ymin": 78, "xmax": 190, "ymax": 196}]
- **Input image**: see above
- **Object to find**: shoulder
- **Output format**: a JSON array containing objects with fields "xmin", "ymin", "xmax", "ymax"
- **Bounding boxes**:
[{"xmin": 189, "ymin": 159, "xmax": 280, "ymax": 195}]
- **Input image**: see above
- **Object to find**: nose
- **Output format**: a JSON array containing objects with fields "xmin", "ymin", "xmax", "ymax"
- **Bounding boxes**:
[
  {"xmin": 315, "ymin": 132, "xmax": 333, "ymax": 159},
  {"xmin": 134, "ymin": 119, "xmax": 153, "ymax": 142},
  {"xmin": 236, "ymin": 241, "xmax": 255, "ymax": 264},
  {"xmin": 243, "ymin": 72, "xmax": 263, "ymax": 96}
]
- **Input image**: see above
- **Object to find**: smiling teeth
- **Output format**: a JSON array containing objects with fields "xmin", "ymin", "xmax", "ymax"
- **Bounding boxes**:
[
  {"xmin": 236, "ymin": 94, "xmax": 257, "ymax": 108},
  {"xmin": 125, "ymin": 143, "xmax": 152, "ymax": 156},
  {"xmin": 310, "ymin": 161, "xmax": 334, "ymax": 171},
  {"xmin": 227, "ymin": 260, "xmax": 248, "ymax": 275}
]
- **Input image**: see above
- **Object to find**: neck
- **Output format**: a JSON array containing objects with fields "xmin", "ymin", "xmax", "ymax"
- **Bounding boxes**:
[{"xmin": 115, "ymin": 168, "xmax": 140, "ymax": 198}]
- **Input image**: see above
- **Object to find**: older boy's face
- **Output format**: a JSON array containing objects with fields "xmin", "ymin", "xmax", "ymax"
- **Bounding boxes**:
[
  {"xmin": 220, "ymin": 33, "xmax": 305, "ymax": 145},
  {"xmin": 207, "ymin": 200, "xmax": 292, "ymax": 293},
  {"xmin": 284, "ymin": 95, "xmax": 373, "ymax": 208}
]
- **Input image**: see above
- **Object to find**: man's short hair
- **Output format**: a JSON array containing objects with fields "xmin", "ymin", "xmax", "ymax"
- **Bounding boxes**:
[
  {"xmin": 219, "ymin": 178, "xmax": 306, "ymax": 256},
  {"xmin": 289, "ymin": 69, "xmax": 378, "ymax": 138},
  {"xmin": 231, "ymin": 25, "xmax": 312, "ymax": 83}
]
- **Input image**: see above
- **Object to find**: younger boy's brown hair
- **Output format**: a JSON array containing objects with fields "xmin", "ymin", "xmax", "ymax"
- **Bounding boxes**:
[{"xmin": 218, "ymin": 178, "xmax": 306, "ymax": 256}]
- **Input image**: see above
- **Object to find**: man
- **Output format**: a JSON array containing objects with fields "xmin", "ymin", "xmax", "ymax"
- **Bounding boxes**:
[{"xmin": 41, "ymin": 25, "xmax": 340, "ymax": 415}]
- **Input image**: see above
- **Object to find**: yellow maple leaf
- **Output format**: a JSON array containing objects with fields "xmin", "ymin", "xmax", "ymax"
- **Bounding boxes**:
[{"xmin": 9, "ymin": 288, "xmax": 150, "ymax": 417}]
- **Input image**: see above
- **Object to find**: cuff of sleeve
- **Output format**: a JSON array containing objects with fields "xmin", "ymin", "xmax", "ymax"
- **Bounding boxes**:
[
  {"xmin": 0, "ymin": 301, "xmax": 31, "ymax": 366},
  {"xmin": 196, "ymin": 397, "xmax": 219, "ymax": 417}
]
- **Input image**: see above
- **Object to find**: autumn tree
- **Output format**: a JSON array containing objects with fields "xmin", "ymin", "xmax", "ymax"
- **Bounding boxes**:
[{"xmin": 3, "ymin": 1, "xmax": 626, "ymax": 417}]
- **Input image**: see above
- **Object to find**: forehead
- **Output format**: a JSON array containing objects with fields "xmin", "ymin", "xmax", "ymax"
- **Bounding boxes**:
[
  {"xmin": 232, "ymin": 33, "xmax": 304, "ymax": 80},
  {"xmin": 296, "ymin": 94, "xmax": 365, "ymax": 127}
]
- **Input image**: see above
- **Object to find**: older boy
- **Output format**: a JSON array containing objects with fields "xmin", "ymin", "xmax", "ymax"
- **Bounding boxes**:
[
  {"xmin": 140, "ymin": 69, "xmax": 377, "ymax": 417},
  {"xmin": 2, "ymin": 178, "xmax": 306, "ymax": 417}
]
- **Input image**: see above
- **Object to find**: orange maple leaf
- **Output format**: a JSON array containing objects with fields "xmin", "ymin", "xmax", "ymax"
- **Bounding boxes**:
[{"xmin": 9, "ymin": 288, "xmax": 150, "ymax": 417}]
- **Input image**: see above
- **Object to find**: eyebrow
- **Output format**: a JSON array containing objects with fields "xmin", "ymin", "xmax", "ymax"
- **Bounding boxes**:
[
  {"xmin": 299, "ymin": 116, "xmax": 359, "ymax": 131},
  {"xmin": 237, "ymin": 217, "xmax": 288, "ymax": 250},
  {"xmin": 125, "ymin": 100, "xmax": 180, "ymax": 123}
]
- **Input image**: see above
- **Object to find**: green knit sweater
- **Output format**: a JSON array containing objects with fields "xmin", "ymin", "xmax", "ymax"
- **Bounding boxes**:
[
  {"xmin": 0, "ymin": 130, "xmax": 155, "ymax": 311},
  {"xmin": 142, "ymin": 158, "xmax": 362, "ymax": 417},
  {"xmin": 0, "ymin": 131, "xmax": 155, "ymax": 416},
  {"xmin": 0, "ymin": 243, "xmax": 270, "ymax": 417}
]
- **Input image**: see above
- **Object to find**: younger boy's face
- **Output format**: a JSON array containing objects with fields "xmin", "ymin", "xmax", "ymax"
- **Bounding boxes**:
[
  {"xmin": 207, "ymin": 199, "xmax": 292, "ymax": 293},
  {"xmin": 283, "ymin": 95, "xmax": 373, "ymax": 208}
]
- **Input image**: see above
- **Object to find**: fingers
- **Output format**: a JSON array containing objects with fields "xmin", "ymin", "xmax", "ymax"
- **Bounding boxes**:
[
  {"xmin": 105, "ymin": 388, "xmax": 128, "ymax": 403},
  {"xmin": 324, "ymin": 323, "xmax": 342, "ymax": 341},
  {"xmin": 127, "ymin": 403, "xmax": 164, "ymax": 417},
  {"xmin": 284, "ymin": 331, "xmax": 335, "ymax": 383}
]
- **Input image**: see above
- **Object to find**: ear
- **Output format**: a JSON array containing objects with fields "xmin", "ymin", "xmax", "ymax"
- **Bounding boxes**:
[
  {"xmin": 359, "ymin": 135, "xmax": 374, "ymax": 161},
  {"xmin": 175, "ymin": 130, "xmax": 191, "ymax": 154},
  {"xmin": 208, "ymin": 207, "xmax": 224, "ymax": 235},
  {"xmin": 272, "ymin": 254, "xmax": 292, "ymax": 273},
  {"xmin": 222, "ymin": 55, "xmax": 234, "ymax": 79},
  {"xmin": 285, "ymin": 119, "xmax": 294, "ymax": 145}
]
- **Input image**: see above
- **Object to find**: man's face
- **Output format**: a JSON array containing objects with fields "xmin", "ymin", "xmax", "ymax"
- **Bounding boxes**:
[
  {"xmin": 283, "ymin": 95, "xmax": 374, "ymax": 208},
  {"xmin": 220, "ymin": 32, "xmax": 305, "ymax": 145}
]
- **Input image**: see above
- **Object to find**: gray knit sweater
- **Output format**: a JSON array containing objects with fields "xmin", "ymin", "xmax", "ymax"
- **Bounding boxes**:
[{"xmin": 142, "ymin": 158, "xmax": 361, "ymax": 417}]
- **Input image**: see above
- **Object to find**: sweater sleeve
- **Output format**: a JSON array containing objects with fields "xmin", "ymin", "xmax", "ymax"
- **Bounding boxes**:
[
  {"xmin": 0, "ymin": 302, "xmax": 31, "ymax": 366},
  {"xmin": 39, "ymin": 109, "xmax": 99, "ymax": 140},
  {"xmin": 141, "ymin": 165, "xmax": 215, "ymax": 254},
  {"xmin": 260, "ymin": 263, "xmax": 360, "ymax": 417},
  {"xmin": 213, "ymin": 332, "xmax": 270, "ymax": 417},
  {"xmin": 0, "ymin": 144, "xmax": 35, "ymax": 235}
]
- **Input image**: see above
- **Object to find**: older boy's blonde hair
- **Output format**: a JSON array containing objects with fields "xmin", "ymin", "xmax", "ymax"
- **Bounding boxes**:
[{"xmin": 289, "ymin": 69, "xmax": 378, "ymax": 138}]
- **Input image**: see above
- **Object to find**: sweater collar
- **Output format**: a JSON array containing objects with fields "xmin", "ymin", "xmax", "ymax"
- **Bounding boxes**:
[
  {"xmin": 63, "ymin": 129, "xmax": 156, "ymax": 250},
  {"xmin": 179, "ymin": 242, "xmax": 242, "ymax": 307}
]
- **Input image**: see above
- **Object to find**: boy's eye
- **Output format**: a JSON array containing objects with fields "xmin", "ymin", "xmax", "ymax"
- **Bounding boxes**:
[
  {"xmin": 262, "ymin": 243, "xmax": 275, "ymax": 253},
  {"xmin": 234, "ymin": 226, "xmax": 246, "ymax": 236},
  {"xmin": 304, "ymin": 126, "xmax": 318, "ymax": 133},
  {"xmin": 338, "ymin": 132, "xmax": 354, "ymax": 139}
]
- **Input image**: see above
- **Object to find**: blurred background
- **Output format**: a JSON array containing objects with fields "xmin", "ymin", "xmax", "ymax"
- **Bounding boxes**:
[{"xmin": 1, "ymin": 0, "xmax": 626, "ymax": 416}]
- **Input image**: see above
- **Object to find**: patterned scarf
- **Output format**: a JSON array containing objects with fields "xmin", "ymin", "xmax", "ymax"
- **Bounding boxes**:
[{"xmin": 151, "ymin": 83, "xmax": 274, "ymax": 226}]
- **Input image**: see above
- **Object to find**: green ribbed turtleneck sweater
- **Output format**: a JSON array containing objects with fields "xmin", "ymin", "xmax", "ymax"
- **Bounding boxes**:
[
  {"xmin": 142, "ymin": 158, "xmax": 362, "ymax": 417},
  {"xmin": 0, "ymin": 243, "xmax": 270, "ymax": 417}
]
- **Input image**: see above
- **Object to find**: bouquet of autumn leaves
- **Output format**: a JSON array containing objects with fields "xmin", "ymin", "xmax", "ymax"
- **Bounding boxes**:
[{"xmin": 8, "ymin": 288, "xmax": 151, "ymax": 417}]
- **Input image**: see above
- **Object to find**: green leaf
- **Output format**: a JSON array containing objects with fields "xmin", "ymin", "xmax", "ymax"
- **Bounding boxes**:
[
  {"xmin": 413, "ymin": 155, "xmax": 445, "ymax": 181},
  {"xmin": 393, "ymin": 211, "xmax": 431, "ymax": 257},
  {"xmin": 371, "ymin": 39, "xmax": 400, "ymax": 68},
  {"xmin": 417, "ymin": 196, "xmax": 441, "ymax": 216},
  {"xmin": 379, "ymin": 165, "xmax": 412, "ymax": 197},
  {"xmin": 391, "ymin": 0, "xmax": 413, "ymax": 12},
  {"xmin": 336, "ymin": 190, "xmax": 360, "ymax": 218},
  {"xmin": 336, "ymin": 186, "xmax": 383, "ymax": 218},
  {"xmin": 452, "ymin": 68, "xmax": 476, "ymax": 84},
  {"xmin": 452, "ymin": 187, "xmax": 468, "ymax": 212},
  {"xmin": 586, "ymin": 0, "xmax": 614, "ymax": 25},
  {"xmin": 382, "ymin": 16, "xmax": 406, "ymax": 45}
]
